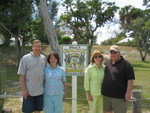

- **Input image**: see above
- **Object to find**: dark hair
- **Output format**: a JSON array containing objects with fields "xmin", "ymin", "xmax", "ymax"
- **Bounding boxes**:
[{"xmin": 47, "ymin": 52, "xmax": 60, "ymax": 64}]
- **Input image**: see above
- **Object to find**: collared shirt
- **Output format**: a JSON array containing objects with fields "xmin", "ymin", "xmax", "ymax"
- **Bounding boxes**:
[
  {"xmin": 17, "ymin": 52, "xmax": 46, "ymax": 96},
  {"xmin": 44, "ymin": 65, "xmax": 66, "ymax": 95},
  {"xmin": 84, "ymin": 63, "xmax": 105, "ymax": 96},
  {"xmin": 102, "ymin": 56, "xmax": 135, "ymax": 99}
]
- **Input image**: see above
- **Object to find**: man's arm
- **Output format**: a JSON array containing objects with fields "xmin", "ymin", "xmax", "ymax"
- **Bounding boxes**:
[
  {"xmin": 20, "ymin": 75, "xmax": 28, "ymax": 99},
  {"xmin": 125, "ymin": 80, "xmax": 134, "ymax": 101}
]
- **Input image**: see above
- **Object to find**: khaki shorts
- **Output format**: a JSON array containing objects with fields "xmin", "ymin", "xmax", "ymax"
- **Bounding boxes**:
[{"xmin": 103, "ymin": 96, "xmax": 127, "ymax": 113}]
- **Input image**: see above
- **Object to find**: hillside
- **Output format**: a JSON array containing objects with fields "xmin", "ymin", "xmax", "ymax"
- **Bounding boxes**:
[{"xmin": 0, "ymin": 45, "xmax": 150, "ymax": 113}]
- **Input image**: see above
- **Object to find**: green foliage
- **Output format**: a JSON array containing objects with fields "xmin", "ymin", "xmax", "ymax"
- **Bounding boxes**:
[
  {"xmin": 119, "ymin": 3, "xmax": 150, "ymax": 61},
  {"xmin": 28, "ymin": 19, "xmax": 48, "ymax": 44},
  {"xmin": 143, "ymin": 0, "xmax": 150, "ymax": 8},
  {"xmin": 101, "ymin": 30, "xmax": 137, "ymax": 47},
  {"xmin": 118, "ymin": 40, "xmax": 136, "ymax": 47},
  {"xmin": 59, "ymin": 36, "xmax": 72, "ymax": 44},
  {"xmin": 0, "ymin": 0, "xmax": 60, "ymax": 45},
  {"xmin": 0, "ymin": 0, "xmax": 33, "ymax": 45},
  {"xmin": 132, "ymin": 16, "xmax": 150, "ymax": 59},
  {"xmin": 119, "ymin": 5, "xmax": 144, "ymax": 29},
  {"xmin": 101, "ymin": 37, "xmax": 120, "ymax": 45},
  {"xmin": 60, "ymin": 0, "xmax": 119, "ymax": 45},
  {"xmin": 47, "ymin": 0, "xmax": 59, "ymax": 21}
]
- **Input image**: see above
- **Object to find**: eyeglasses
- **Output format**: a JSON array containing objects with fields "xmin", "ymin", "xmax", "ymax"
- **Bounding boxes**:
[
  {"xmin": 94, "ymin": 56, "xmax": 102, "ymax": 59},
  {"xmin": 110, "ymin": 51, "xmax": 117, "ymax": 54}
]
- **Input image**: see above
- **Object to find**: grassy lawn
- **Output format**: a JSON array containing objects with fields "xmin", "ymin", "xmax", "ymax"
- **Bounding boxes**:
[{"xmin": 0, "ymin": 45, "xmax": 150, "ymax": 113}]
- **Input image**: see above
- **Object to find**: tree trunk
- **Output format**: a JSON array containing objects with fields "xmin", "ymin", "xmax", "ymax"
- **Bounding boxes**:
[
  {"xmin": 137, "ymin": 46, "xmax": 145, "ymax": 62},
  {"xmin": 137, "ymin": 35, "xmax": 145, "ymax": 62},
  {"xmin": 39, "ymin": 0, "xmax": 60, "ymax": 54},
  {"xmin": 15, "ymin": 36, "xmax": 24, "ymax": 64}
]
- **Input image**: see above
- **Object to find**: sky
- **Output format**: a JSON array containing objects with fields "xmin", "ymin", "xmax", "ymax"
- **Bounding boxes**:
[{"xmin": 96, "ymin": 0, "xmax": 145, "ymax": 44}]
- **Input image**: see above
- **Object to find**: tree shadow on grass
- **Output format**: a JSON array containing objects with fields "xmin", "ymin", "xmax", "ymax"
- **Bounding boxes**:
[{"xmin": 132, "ymin": 61, "xmax": 150, "ymax": 69}]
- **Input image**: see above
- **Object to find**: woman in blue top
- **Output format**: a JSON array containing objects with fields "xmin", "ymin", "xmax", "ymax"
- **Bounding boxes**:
[{"xmin": 44, "ymin": 52, "xmax": 67, "ymax": 113}]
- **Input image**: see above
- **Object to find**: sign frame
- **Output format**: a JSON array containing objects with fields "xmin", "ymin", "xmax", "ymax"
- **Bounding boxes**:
[{"xmin": 62, "ymin": 44, "xmax": 88, "ymax": 76}]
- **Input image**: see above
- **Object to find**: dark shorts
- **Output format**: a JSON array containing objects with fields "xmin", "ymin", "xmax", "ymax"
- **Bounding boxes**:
[{"xmin": 22, "ymin": 94, "xmax": 43, "ymax": 113}]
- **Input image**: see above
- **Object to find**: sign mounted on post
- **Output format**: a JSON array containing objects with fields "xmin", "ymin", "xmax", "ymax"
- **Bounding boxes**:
[{"xmin": 62, "ymin": 44, "xmax": 88, "ymax": 76}]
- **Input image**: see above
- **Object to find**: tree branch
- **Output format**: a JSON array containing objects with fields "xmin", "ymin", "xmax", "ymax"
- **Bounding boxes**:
[{"xmin": 0, "ymin": 22, "xmax": 14, "ymax": 36}]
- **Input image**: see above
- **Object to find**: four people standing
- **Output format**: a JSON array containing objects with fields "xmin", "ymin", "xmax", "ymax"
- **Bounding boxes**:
[
  {"xmin": 18, "ymin": 41, "xmax": 134, "ymax": 113},
  {"xmin": 84, "ymin": 50, "xmax": 105, "ymax": 113}
]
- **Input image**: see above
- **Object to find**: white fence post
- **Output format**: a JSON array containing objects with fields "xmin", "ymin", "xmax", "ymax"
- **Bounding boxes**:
[{"xmin": 72, "ymin": 41, "xmax": 77, "ymax": 113}]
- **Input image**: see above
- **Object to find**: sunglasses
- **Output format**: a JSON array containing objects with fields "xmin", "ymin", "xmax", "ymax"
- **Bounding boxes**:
[
  {"xmin": 110, "ymin": 51, "xmax": 117, "ymax": 54},
  {"xmin": 94, "ymin": 56, "xmax": 102, "ymax": 58}
]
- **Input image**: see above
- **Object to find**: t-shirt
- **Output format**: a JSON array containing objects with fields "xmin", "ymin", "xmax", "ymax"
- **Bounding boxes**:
[
  {"xmin": 44, "ymin": 65, "xmax": 66, "ymax": 95},
  {"xmin": 17, "ymin": 52, "xmax": 46, "ymax": 96}
]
